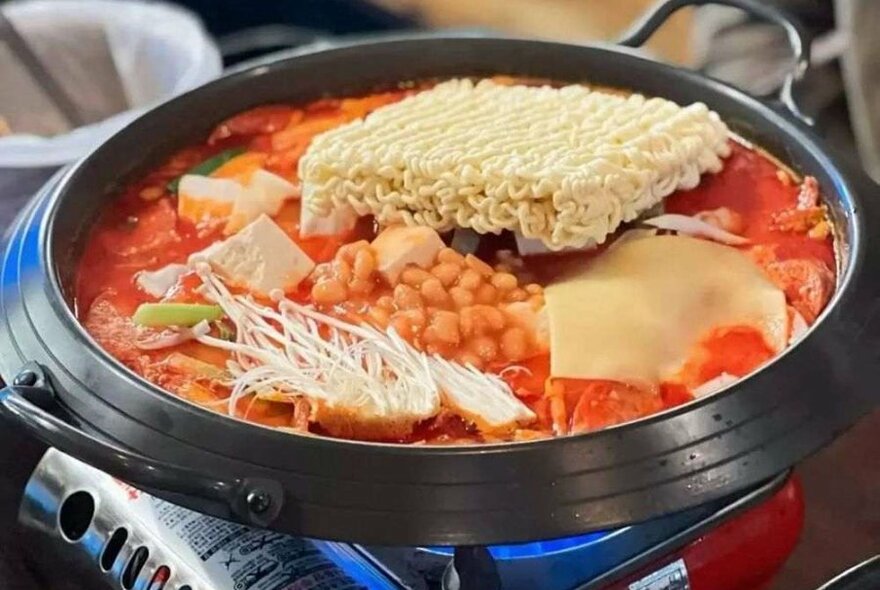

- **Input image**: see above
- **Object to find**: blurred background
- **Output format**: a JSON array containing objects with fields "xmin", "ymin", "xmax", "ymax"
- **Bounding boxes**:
[
  {"xmin": 2, "ymin": 0, "xmax": 878, "ymax": 178},
  {"xmin": 0, "ymin": 1, "xmax": 877, "ymax": 589}
]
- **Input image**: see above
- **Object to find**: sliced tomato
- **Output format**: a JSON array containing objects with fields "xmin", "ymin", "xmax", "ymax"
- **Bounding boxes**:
[
  {"xmin": 566, "ymin": 380, "xmax": 663, "ymax": 434},
  {"xmin": 679, "ymin": 326, "xmax": 775, "ymax": 388},
  {"xmin": 660, "ymin": 382, "xmax": 694, "ymax": 409}
]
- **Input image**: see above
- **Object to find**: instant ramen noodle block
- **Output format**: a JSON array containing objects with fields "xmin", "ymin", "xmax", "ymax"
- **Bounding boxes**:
[{"xmin": 299, "ymin": 79, "xmax": 731, "ymax": 250}]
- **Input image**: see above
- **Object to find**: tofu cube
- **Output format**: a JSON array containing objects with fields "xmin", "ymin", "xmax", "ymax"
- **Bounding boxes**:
[
  {"xmin": 371, "ymin": 225, "xmax": 445, "ymax": 283},
  {"xmin": 300, "ymin": 201, "xmax": 358, "ymax": 238},
  {"xmin": 225, "ymin": 170, "xmax": 299, "ymax": 235},
  {"xmin": 250, "ymin": 169, "xmax": 299, "ymax": 208},
  {"xmin": 197, "ymin": 214, "xmax": 315, "ymax": 294},
  {"xmin": 224, "ymin": 186, "xmax": 268, "ymax": 235},
  {"xmin": 178, "ymin": 175, "xmax": 242, "ymax": 224}
]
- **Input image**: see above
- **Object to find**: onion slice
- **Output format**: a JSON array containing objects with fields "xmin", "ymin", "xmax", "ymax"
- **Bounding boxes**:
[
  {"xmin": 692, "ymin": 372, "xmax": 739, "ymax": 398},
  {"xmin": 642, "ymin": 214, "xmax": 750, "ymax": 246},
  {"xmin": 788, "ymin": 308, "xmax": 809, "ymax": 345},
  {"xmin": 135, "ymin": 320, "xmax": 211, "ymax": 350}
]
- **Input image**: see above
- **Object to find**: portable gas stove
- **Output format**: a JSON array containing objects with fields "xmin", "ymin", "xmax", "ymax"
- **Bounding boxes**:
[
  {"xmin": 3, "ymin": 9, "xmax": 869, "ymax": 589},
  {"xmin": 19, "ymin": 449, "xmax": 802, "ymax": 590}
]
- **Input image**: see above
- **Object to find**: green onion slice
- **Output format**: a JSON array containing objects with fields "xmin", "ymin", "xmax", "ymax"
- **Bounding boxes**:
[{"xmin": 133, "ymin": 303, "xmax": 223, "ymax": 327}]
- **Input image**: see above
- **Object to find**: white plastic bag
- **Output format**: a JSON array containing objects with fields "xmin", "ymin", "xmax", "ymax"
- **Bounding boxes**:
[{"xmin": 0, "ymin": 0, "xmax": 222, "ymax": 167}]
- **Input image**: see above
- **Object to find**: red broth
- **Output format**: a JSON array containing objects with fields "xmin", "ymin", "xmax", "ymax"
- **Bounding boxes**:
[{"xmin": 75, "ymin": 84, "xmax": 836, "ymax": 444}]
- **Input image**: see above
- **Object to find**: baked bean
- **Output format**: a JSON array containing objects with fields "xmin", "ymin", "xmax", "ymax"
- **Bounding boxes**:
[
  {"xmin": 367, "ymin": 307, "xmax": 391, "ymax": 327},
  {"xmin": 394, "ymin": 284, "xmax": 423, "ymax": 309},
  {"xmin": 429, "ymin": 310, "xmax": 460, "ymax": 345},
  {"xmin": 459, "ymin": 307, "xmax": 476, "ymax": 338},
  {"xmin": 333, "ymin": 259, "xmax": 353, "ymax": 283},
  {"xmin": 474, "ymin": 305, "xmax": 506, "ymax": 331},
  {"xmin": 398, "ymin": 308, "xmax": 427, "ymax": 328},
  {"xmin": 528, "ymin": 294, "xmax": 544, "ymax": 307},
  {"xmin": 459, "ymin": 269, "xmax": 483, "ymax": 290},
  {"xmin": 421, "ymin": 277, "xmax": 450, "ymax": 307},
  {"xmin": 353, "ymin": 248, "xmax": 376, "ymax": 279},
  {"xmin": 494, "ymin": 263, "xmax": 513, "ymax": 274},
  {"xmin": 437, "ymin": 247, "xmax": 465, "ymax": 265},
  {"xmin": 424, "ymin": 342, "xmax": 446, "ymax": 356},
  {"xmin": 465, "ymin": 254, "xmax": 494, "ymax": 276},
  {"xmin": 500, "ymin": 327, "xmax": 528, "ymax": 360},
  {"xmin": 390, "ymin": 316, "xmax": 414, "ymax": 340},
  {"xmin": 490, "ymin": 272, "xmax": 518, "ymax": 291},
  {"xmin": 469, "ymin": 336, "xmax": 498, "ymax": 362},
  {"xmin": 456, "ymin": 352, "xmax": 484, "ymax": 370},
  {"xmin": 350, "ymin": 277, "xmax": 374, "ymax": 296},
  {"xmin": 336, "ymin": 240, "xmax": 369, "ymax": 264},
  {"xmin": 475, "ymin": 283, "xmax": 498, "ymax": 304},
  {"xmin": 310, "ymin": 262, "xmax": 332, "ymax": 283},
  {"xmin": 431, "ymin": 262, "xmax": 461, "ymax": 287},
  {"xmin": 525, "ymin": 283, "xmax": 542, "ymax": 295},
  {"xmin": 421, "ymin": 326, "xmax": 438, "ymax": 345},
  {"xmin": 460, "ymin": 306, "xmax": 501, "ymax": 336},
  {"xmin": 312, "ymin": 279, "xmax": 347, "ymax": 305},
  {"xmin": 449, "ymin": 286, "xmax": 474, "ymax": 308},
  {"xmin": 376, "ymin": 295, "xmax": 394, "ymax": 310},
  {"xmin": 506, "ymin": 288, "xmax": 528, "ymax": 302},
  {"xmin": 401, "ymin": 267, "xmax": 433, "ymax": 286}
]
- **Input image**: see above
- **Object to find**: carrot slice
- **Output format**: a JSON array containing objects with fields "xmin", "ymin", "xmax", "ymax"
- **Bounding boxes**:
[
  {"xmin": 270, "ymin": 115, "xmax": 350, "ymax": 151},
  {"xmin": 211, "ymin": 152, "xmax": 268, "ymax": 183}
]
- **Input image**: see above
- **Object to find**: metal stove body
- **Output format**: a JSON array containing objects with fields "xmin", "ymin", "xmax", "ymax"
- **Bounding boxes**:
[{"xmin": 18, "ymin": 449, "xmax": 803, "ymax": 590}]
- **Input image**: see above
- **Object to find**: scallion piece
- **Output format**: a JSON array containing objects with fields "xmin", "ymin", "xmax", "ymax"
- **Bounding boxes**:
[
  {"xmin": 166, "ymin": 147, "xmax": 246, "ymax": 193},
  {"xmin": 133, "ymin": 303, "xmax": 223, "ymax": 327}
]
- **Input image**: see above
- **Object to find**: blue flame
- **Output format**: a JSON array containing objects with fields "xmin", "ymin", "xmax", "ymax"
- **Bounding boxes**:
[{"xmin": 427, "ymin": 530, "xmax": 614, "ymax": 560}]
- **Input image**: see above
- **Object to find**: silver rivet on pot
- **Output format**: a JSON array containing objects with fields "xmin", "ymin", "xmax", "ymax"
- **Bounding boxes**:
[{"xmin": 246, "ymin": 489, "xmax": 271, "ymax": 514}]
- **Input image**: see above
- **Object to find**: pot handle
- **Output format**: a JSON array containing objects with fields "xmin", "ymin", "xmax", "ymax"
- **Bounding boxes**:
[
  {"xmin": 618, "ymin": 0, "xmax": 812, "ymax": 125},
  {"xmin": 0, "ymin": 363, "xmax": 283, "ymax": 527}
]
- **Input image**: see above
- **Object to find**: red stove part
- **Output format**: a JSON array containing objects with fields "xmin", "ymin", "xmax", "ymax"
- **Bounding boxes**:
[{"xmin": 608, "ymin": 475, "xmax": 804, "ymax": 590}]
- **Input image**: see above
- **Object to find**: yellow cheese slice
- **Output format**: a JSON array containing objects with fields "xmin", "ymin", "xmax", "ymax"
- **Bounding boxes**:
[{"xmin": 544, "ymin": 234, "xmax": 787, "ymax": 385}]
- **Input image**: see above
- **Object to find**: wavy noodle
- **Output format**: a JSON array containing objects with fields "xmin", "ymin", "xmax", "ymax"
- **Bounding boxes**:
[{"xmin": 300, "ymin": 79, "xmax": 731, "ymax": 250}]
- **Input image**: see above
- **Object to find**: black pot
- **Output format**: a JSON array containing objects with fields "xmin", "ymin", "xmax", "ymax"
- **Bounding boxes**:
[{"xmin": 1, "ymin": 0, "xmax": 878, "ymax": 546}]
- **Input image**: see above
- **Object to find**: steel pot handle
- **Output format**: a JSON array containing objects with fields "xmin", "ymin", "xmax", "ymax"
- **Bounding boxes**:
[
  {"xmin": 0, "ymin": 363, "xmax": 283, "ymax": 527},
  {"xmin": 815, "ymin": 555, "xmax": 880, "ymax": 590},
  {"xmin": 618, "ymin": 0, "xmax": 812, "ymax": 125}
]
